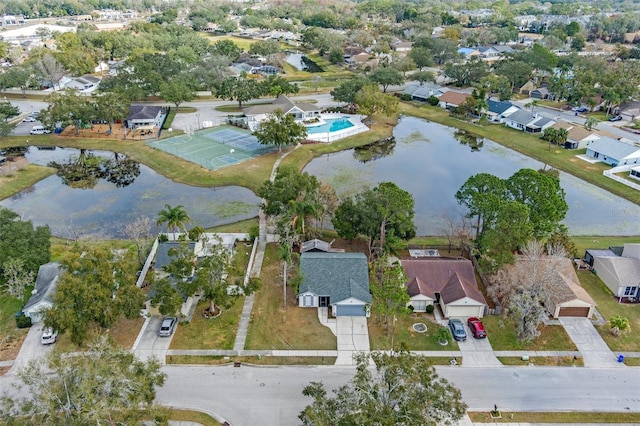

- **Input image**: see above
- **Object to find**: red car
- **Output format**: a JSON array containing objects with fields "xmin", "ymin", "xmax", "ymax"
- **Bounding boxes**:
[{"xmin": 467, "ymin": 317, "xmax": 487, "ymax": 339}]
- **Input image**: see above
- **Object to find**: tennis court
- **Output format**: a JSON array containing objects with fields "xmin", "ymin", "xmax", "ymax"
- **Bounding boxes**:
[{"xmin": 147, "ymin": 126, "xmax": 277, "ymax": 171}]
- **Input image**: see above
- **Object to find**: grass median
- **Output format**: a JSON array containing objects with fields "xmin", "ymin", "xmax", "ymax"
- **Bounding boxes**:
[{"xmin": 0, "ymin": 164, "xmax": 57, "ymax": 201}]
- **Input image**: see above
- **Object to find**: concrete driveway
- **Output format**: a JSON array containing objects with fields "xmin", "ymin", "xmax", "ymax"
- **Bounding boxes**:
[
  {"xmin": 8, "ymin": 323, "xmax": 55, "ymax": 374},
  {"xmin": 457, "ymin": 334, "xmax": 502, "ymax": 367},
  {"xmin": 335, "ymin": 316, "xmax": 370, "ymax": 365},
  {"xmin": 132, "ymin": 316, "xmax": 176, "ymax": 364},
  {"xmin": 559, "ymin": 317, "xmax": 624, "ymax": 368}
]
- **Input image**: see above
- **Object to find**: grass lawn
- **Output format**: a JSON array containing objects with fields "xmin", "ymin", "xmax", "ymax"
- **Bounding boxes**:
[
  {"xmin": 0, "ymin": 294, "xmax": 28, "ymax": 362},
  {"xmin": 0, "ymin": 164, "xmax": 57, "ymax": 201},
  {"xmin": 469, "ymin": 411, "xmax": 640, "ymax": 423},
  {"xmin": 399, "ymin": 102, "xmax": 640, "ymax": 207},
  {"xmin": 168, "ymin": 355, "xmax": 336, "ymax": 366},
  {"xmin": 498, "ymin": 356, "xmax": 583, "ymax": 367},
  {"xmin": 481, "ymin": 316, "xmax": 577, "ymax": 351},
  {"xmin": 53, "ymin": 316, "xmax": 145, "ymax": 353},
  {"xmin": 246, "ymin": 244, "xmax": 337, "ymax": 350},
  {"xmin": 369, "ymin": 313, "xmax": 459, "ymax": 351},
  {"xmin": 170, "ymin": 297, "xmax": 245, "ymax": 350},
  {"xmin": 571, "ymin": 236, "xmax": 640, "ymax": 256},
  {"xmin": 576, "ymin": 270, "xmax": 640, "ymax": 351},
  {"xmin": 168, "ymin": 408, "xmax": 222, "ymax": 426},
  {"xmin": 206, "ymin": 218, "xmax": 257, "ymax": 234}
]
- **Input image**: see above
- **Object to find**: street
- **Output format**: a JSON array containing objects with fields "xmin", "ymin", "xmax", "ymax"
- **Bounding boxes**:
[{"xmin": 152, "ymin": 364, "xmax": 640, "ymax": 425}]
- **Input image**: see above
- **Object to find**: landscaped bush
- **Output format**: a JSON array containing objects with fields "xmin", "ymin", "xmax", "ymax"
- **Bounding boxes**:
[
  {"xmin": 427, "ymin": 96, "xmax": 439, "ymax": 106},
  {"xmin": 400, "ymin": 94, "xmax": 412, "ymax": 101},
  {"xmin": 425, "ymin": 304, "xmax": 435, "ymax": 314},
  {"xmin": 15, "ymin": 314, "xmax": 32, "ymax": 329}
]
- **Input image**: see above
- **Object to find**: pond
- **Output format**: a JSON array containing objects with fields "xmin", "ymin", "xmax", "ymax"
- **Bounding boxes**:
[
  {"xmin": 0, "ymin": 147, "xmax": 260, "ymax": 239},
  {"xmin": 284, "ymin": 52, "xmax": 323, "ymax": 72},
  {"xmin": 303, "ymin": 116, "xmax": 640, "ymax": 236}
]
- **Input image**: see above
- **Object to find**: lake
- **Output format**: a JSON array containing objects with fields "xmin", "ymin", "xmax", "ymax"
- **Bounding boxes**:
[
  {"xmin": 0, "ymin": 147, "xmax": 260, "ymax": 239},
  {"xmin": 303, "ymin": 116, "xmax": 640, "ymax": 236}
]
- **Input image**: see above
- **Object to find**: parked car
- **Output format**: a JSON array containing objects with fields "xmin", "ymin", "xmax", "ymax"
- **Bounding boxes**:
[
  {"xmin": 158, "ymin": 316, "xmax": 177, "ymax": 337},
  {"xmin": 448, "ymin": 318, "xmax": 467, "ymax": 341},
  {"xmin": 572, "ymin": 106, "xmax": 588, "ymax": 113},
  {"xmin": 467, "ymin": 317, "xmax": 487, "ymax": 339},
  {"xmin": 30, "ymin": 126, "xmax": 51, "ymax": 135},
  {"xmin": 22, "ymin": 116, "xmax": 36, "ymax": 122},
  {"xmin": 41, "ymin": 327, "xmax": 58, "ymax": 345},
  {"xmin": 609, "ymin": 115, "xmax": 623, "ymax": 122}
]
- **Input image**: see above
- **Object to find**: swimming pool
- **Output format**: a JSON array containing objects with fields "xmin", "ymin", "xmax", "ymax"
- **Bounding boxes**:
[{"xmin": 306, "ymin": 117, "xmax": 354, "ymax": 134}]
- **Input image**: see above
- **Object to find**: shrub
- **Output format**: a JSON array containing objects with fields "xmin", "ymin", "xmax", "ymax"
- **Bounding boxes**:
[
  {"xmin": 248, "ymin": 224, "xmax": 260, "ymax": 241},
  {"xmin": 437, "ymin": 326, "xmax": 449, "ymax": 344},
  {"xmin": 427, "ymin": 95, "xmax": 439, "ymax": 106},
  {"xmin": 158, "ymin": 234, "xmax": 169, "ymax": 242},
  {"xmin": 425, "ymin": 304, "xmax": 435, "ymax": 314},
  {"xmin": 400, "ymin": 94, "xmax": 412, "ymax": 101},
  {"xmin": 16, "ymin": 314, "xmax": 32, "ymax": 329}
]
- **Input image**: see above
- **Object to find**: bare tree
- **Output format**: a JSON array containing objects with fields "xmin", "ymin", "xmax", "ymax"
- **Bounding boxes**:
[
  {"xmin": 441, "ymin": 213, "xmax": 474, "ymax": 255},
  {"xmin": 35, "ymin": 54, "xmax": 66, "ymax": 90},
  {"xmin": 123, "ymin": 216, "xmax": 154, "ymax": 266},
  {"xmin": 2, "ymin": 258, "xmax": 34, "ymax": 303}
]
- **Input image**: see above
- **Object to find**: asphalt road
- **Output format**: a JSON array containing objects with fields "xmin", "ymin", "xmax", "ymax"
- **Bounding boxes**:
[{"xmin": 153, "ymin": 365, "xmax": 640, "ymax": 425}]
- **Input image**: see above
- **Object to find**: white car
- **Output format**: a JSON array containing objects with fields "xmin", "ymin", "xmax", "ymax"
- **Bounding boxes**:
[
  {"xmin": 41, "ymin": 328, "xmax": 58, "ymax": 345},
  {"xmin": 22, "ymin": 116, "xmax": 36, "ymax": 122}
]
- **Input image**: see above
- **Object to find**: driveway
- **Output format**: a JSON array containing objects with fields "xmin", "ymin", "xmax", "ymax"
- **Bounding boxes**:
[
  {"xmin": 457, "ymin": 334, "xmax": 502, "ymax": 367},
  {"xmin": 559, "ymin": 317, "xmax": 624, "ymax": 368},
  {"xmin": 8, "ymin": 323, "xmax": 55, "ymax": 374},
  {"xmin": 132, "ymin": 316, "xmax": 176, "ymax": 364},
  {"xmin": 335, "ymin": 316, "xmax": 370, "ymax": 365}
]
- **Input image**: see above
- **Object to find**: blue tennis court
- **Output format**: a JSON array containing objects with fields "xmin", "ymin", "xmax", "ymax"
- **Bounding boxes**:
[{"xmin": 147, "ymin": 126, "xmax": 277, "ymax": 171}]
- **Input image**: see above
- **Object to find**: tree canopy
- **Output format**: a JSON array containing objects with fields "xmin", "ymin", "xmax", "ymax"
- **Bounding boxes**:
[
  {"xmin": 0, "ymin": 207, "xmax": 51, "ymax": 279},
  {"xmin": 299, "ymin": 351, "xmax": 467, "ymax": 426},
  {"xmin": 254, "ymin": 109, "xmax": 307, "ymax": 152}
]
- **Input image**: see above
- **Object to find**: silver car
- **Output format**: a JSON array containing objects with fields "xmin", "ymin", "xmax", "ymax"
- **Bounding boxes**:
[
  {"xmin": 158, "ymin": 317, "xmax": 177, "ymax": 337},
  {"xmin": 41, "ymin": 328, "xmax": 58, "ymax": 345}
]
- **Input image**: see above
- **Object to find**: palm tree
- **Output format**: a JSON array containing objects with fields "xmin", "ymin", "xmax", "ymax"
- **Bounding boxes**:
[
  {"xmin": 289, "ymin": 198, "xmax": 320, "ymax": 238},
  {"xmin": 157, "ymin": 204, "xmax": 191, "ymax": 240},
  {"xmin": 584, "ymin": 117, "xmax": 598, "ymax": 131}
]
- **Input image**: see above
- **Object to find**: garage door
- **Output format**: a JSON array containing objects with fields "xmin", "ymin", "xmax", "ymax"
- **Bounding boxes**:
[
  {"xmin": 446, "ymin": 305, "xmax": 482, "ymax": 318},
  {"xmin": 334, "ymin": 304, "xmax": 367, "ymax": 316},
  {"xmin": 558, "ymin": 307, "xmax": 590, "ymax": 317}
]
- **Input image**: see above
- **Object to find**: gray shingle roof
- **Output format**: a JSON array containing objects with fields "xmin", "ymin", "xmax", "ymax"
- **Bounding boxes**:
[
  {"xmin": 23, "ymin": 262, "xmax": 61, "ymax": 311},
  {"xmin": 154, "ymin": 241, "xmax": 196, "ymax": 271},
  {"xmin": 126, "ymin": 105, "xmax": 163, "ymax": 121},
  {"xmin": 506, "ymin": 109, "xmax": 536, "ymax": 125},
  {"xmin": 244, "ymin": 95, "xmax": 320, "ymax": 116},
  {"xmin": 299, "ymin": 252, "xmax": 371, "ymax": 304},
  {"xmin": 487, "ymin": 100, "xmax": 515, "ymax": 115},
  {"xmin": 587, "ymin": 137, "xmax": 640, "ymax": 160}
]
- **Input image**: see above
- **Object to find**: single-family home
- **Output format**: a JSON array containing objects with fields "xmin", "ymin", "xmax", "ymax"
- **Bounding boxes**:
[
  {"xmin": 401, "ymin": 257, "xmax": 487, "ymax": 318},
  {"xmin": 504, "ymin": 110, "xmax": 555, "ymax": 133},
  {"xmin": 552, "ymin": 121, "xmax": 601, "ymax": 149},
  {"xmin": 23, "ymin": 262, "xmax": 61, "ymax": 323},
  {"xmin": 65, "ymin": 75, "xmax": 101, "ymax": 92},
  {"xmin": 403, "ymin": 82, "xmax": 447, "ymax": 102},
  {"xmin": 345, "ymin": 52, "xmax": 376, "ymax": 69},
  {"xmin": 530, "ymin": 87, "xmax": 550, "ymax": 100},
  {"xmin": 485, "ymin": 100, "xmax": 519, "ymax": 123},
  {"xmin": 518, "ymin": 80, "xmax": 536, "ymax": 95},
  {"xmin": 438, "ymin": 91, "xmax": 472, "ymax": 110},
  {"xmin": 589, "ymin": 243, "xmax": 640, "ymax": 301},
  {"xmin": 585, "ymin": 137, "xmax": 640, "ymax": 167},
  {"xmin": 457, "ymin": 47, "xmax": 480, "ymax": 58},
  {"xmin": 125, "ymin": 105, "xmax": 166, "ymax": 130},
  {"xmin": 244, "ymin": 95, "xmax": 321, "ymax": 131},
  {"xmin": 392, "ymin": 41, "xmax": 413, "ymax": 52},
  {"xmin": 619, "ymin": 100, "xmax": 640, "ymax": 121},
  {"xmin": 298, "ymin": 252, "xmax": 371, "ymax": 317},
  {"xmin": 630, "ymin": 165, "xmax": 640, "ymax": 180}
]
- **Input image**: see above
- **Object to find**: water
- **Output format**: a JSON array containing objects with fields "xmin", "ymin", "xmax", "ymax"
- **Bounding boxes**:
[
  {"xmin": 303, "ymin": 116, "xmax": 640, "ymax": 236},
  {"xmin": 0, "ymin": 147, "xmax": 260, "ymax": 239},
  {"xmin": 307, "ymin": 117, "xmax": 355, "ymax": 134},
  {"xmin": 285, "ymin": 53, "xmax": 306, "ymax": 70}
]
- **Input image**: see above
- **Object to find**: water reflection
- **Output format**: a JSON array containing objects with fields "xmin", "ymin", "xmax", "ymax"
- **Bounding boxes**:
[
  {"xmin": 48, "ymin": 150, "xmax": 141, "ymax": 189},
  {"xmin": 454, "ymin": 130, "xmax": 484, "ymax": 152},
  {"xmin": 353, "ymin": 137, "xmax": 396, "ymax": 163}
]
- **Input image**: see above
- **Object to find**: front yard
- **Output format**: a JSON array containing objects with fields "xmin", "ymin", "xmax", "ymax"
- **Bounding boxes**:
[
  {"xmin": 368, "ymin": 313, "xmax": 459, "ymax": 352},
  {"xmin": 481, "ymin": 316, "xmax": 577, "ymax": 351}
]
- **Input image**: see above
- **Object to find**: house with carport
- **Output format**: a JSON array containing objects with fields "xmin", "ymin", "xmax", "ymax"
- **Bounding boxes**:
[
  {"xmin": 298, "ymin": 252, "xmax": 371, "ymax": 317},
  {"xmin": 551, "ymin": 121, "xmax": 601, "ymax": 149},
  {"xmin": 485, "ymin": 100, "xmax": 519, "ymax": 123},
  {"xmin": 23, "ymin": 262, "xmax": 61, "ymax": 323},
  {"xmin": 585, "ymin": 137, "xmax": 640, "ymax": 167},
  {"xmin": 504, "ymin": 110, "xmax": 555, "ymax": 133},
  {"xmin": 401, "ymin": 257, "xmax": 487, "ymax": 318},
  {"xmin": 588, "ymin": 244, "xmax": 640, "ymax": 301}
]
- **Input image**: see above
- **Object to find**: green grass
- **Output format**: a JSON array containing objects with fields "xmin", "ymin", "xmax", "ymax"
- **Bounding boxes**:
[
  {"xmin": 469, "ymin": 411, "xmax": 640, "ymax": 423},
  {"xmin": 0, "ymin": 164, "xmax": 57, "ymax": 201},
  {"xmin": 170, "ymin": 297, "xmax": 245, "ymax": 350},
  {"xmin": 168, "ymin": 408, "xmax": 223, "ymax": 426},
  {"xmin": 571, "ymin": 236, "xmax": 640, "ymax": 256},
  {"xmin": 206, "ymin": 218, "xmax": 257, "ymax": 234},
  {"xmin": 162, "ymin": 109, "xmax": 177, "ymax": 130},
  {"xmin": 576, "ymin": 270, "xmax": 640, "ymax": 351},
  {"xmin": 498, "ymin": 356, "xmax": 583, "ymax": 366},
  {"xmin": 0, "ymin": 294, "xmax": 26, "ymax": 361},
  {"xmin": 481, "ymin": 316, "xmax": 577, "ymax": 351},
  {"xmin": 167, "ymin": 355, "xmax": 336, "ymax": 365},
  {"xmin": 368, "ymin": 313, "xmax": 459, "ymax": 351},
  {"xmin": 399, "ymin": 102, "xmax": 640, "ymax": 207}
]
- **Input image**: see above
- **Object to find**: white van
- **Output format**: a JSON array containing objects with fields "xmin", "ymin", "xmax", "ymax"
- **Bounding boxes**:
[{"xmin": 30, "ymin": 126, "xmax": 51, "ymax": 135}]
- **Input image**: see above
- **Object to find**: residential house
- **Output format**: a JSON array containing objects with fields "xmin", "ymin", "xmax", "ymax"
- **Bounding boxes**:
[
  {"xmin": 438, "ymin": 91, "xmax": 472, "ymax": 110},
  {"xmin": 552, "ymin": 121, "xmax": 600, "ymax": 149},
  {"xmin": 589, "ymin": 244, "xmax": 640, "ymax": 301},
  {"xmin": 585, "ymin": 137, "xmax": 640, "ymax": 167},
  {"xmin": 65, "ymin": 75, "xmax": 101, "ymax": 92},
  {"xmin": 392, "ymin": 41, "xmax": 413, "ymax": 53},
  {"xmin": 457, "ymin": 47, "xmax": 480, "ymax": 58},
  {"xmin": 244, "ymin": 95, "xmax": 321, "ymax": 131},
  {"xmin": 518, "ymin": 80, "xmax": 536, "ymax": 95},
  {"xmin": 125, "ymin": 105, "xmax": 166, "ymax": 130},
  {"xmin": 504, "ymin": 110, "xmax": 555, "ymax": 133},
  {"xmin": 401, "ymin": 257, "xmax": 487, "ymax": 318},
  {"xmin": 530, "ymin": 87, "xmax": 550, "ymax": 100},
  {"xmin": 403, "ymin": 82, "xmax": 447, "ymax": 102},
  {"xmin": 477, "ymin": 45, "xmax": 514, "ymax": 61},
  {"xmin": 485, "ymin": 100, "xmax": 519, "ymax": 123},
  {"xmin": 298, "ymin": 252, "xmax": 371, "ymax": 317},
  {"xmin": 619, "ymin": 100, "xmax": 640, "ymax": 121},
  {"xmin": 299, "ymin": 239, "xmax": 345, "ymax": 253},
  {"xmin": 23, "ymin": 262, "xmax": 61, "ymax": 323},
  {"xmin": 630, "ymin": 165, "xmax": 640, "ymax": 180},
  {"xmin": 344, "ymin": 52, "xmax": 378, "ymax": 69}
]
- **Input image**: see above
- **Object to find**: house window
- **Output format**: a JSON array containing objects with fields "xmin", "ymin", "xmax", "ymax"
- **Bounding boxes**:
[{"xmin": 623, "ymin": 287, "xmax": 637, "ymax": 297}]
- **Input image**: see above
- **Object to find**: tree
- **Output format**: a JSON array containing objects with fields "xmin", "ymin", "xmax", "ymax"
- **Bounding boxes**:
[
  {"xmin": 0, "ymin": 116, "xmax": 16, "ymax": 137},
  {"xmin": 211, "ymin": 39, "xmax": 242, "ymax": 60},
  {"xmin": 157, "ymin": 204, "xmax": 191, "ymax": 239},
  {"xmin": 0, "ymin": 65, "xmax": 39, "ymax": 98},
  {"xmin": 261, "ymin": 75, "xmax": 299, "ymax": 98},
  {"xmin": 0, "ymin": 337, "xmax": 166, "ymax": 426},
  {"xmin": 45, "ymin": 245, "xmax": 145, "ymax": 346},
  {"xmin": 609, "ymin": 314, "xmax": 630, "ymax": 336},
  {"xmin": 330, "ymin": 76, "xmax": 370, "ymax": 106},
  {"xmin": 413, "ymin": 70, "xmax": 435, "ymax": 85},
  {"xmin": 123, "ymin": 216, "xmax": 154, "ymax": 266},
  {"xmin": 443, "ymin": 57, "xmax": 489, "ymax": 87},
  {"xmin": 328, "ymin": 47, "xmax": 344, "ymax": 65},
  {"xmin": 215, "ymin": 73, "xmax": 264, "ymax": 108},
  {"xmin": 299, "ymin": 351, "xmax": 467, "ymax": 425},
  {"xmin": 410, "ymin": 46, "xmax": 434, "ymax": 70},
  {"xmin": 354, "ymin": 85, "xmax": 399, "ymax": 122},
  {"xmin": 160, "ymin": 79, "xmax": 195, "ymax": 108},
  {"xmin": 192, "ymin": 236, "xmax": 233, "ymax": 317},
  {"xmin": 584, "ymin": 116, "xmax": 598, "ymax": 131},
  {"xmin": 2, "ymin": 258, "xmax": 34, "ymax": 303},
  {"xmin": 370, "ymin": 256, "xmax": 410, "ymax": 350},
  {"xmin": 150, "ymin": 277, "xmax": 184, "ymax": 316},
  {"xmin": 259, "ymin": 166, "xmax": 321, "ymax": 218},
  {"xmin": 40, "ymin": 89, "xmax": 96, "ymax": 136},
  {"xmin": 454, "ymin": 173, "xmax": 507, "ymax": 238},
  {"xmin": 368, "ymin": 66, "xmax": 404, "ymax": 93},
  {"xmin": 0, "ymin": 101, "xmax": 20, "ymax": 118},
  {"xmin": 0, "ymin": 207, "xmax": 51, "ymax": 278},
  {"xmin": 95, "ymin": 92, "xmax": 130, "ymax": 133},
  {"xmin": 248, "ymin": 39, "xmax": 281, "ymax": 57},
  {"xmin": 254, "ymin": 109, "xmax": 307, "ymax": 152},
  {"xmin": 35, "ymin": 53, "xmax": 66, "ymax": 90}
]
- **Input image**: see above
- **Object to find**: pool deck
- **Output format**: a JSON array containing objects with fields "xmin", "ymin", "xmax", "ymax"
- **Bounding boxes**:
[{"xmin": 305, "ymin": 113, "xmax": 369, "ymax": 143}]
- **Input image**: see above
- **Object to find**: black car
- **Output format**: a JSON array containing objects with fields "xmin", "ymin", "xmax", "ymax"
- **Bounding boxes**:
[
  {"xmin": 609, "ymin": 115, "xmax": 623, "ymax": 122},
  {"xmin": 448, "ymin": 318, "xmax": 467, "ymax": 341}
]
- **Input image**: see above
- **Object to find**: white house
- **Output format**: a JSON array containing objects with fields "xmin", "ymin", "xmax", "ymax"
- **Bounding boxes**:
[
  {"xmin": 590, "ymin": 243, "xmax": 640, "ymax": 301},
  {"xmin": 23, "ymin": 262, "xmax": 61, "ymax": 323},
  {"xmin": 585, "ymin": 137, "xmax": 640, "ymax": 167},
  {"xmin": 486, "ymin": 100, "xmax": 519, "ymax": 123},
  {"xmin": 504, "ymin": 110, "xmax": 555, "ymax": 133},
  {"xmin": 243, "ymin": 95, "xmax": 321, "ymax": 131},
  {"xmin": 125, "ymin": 105, "xmax": 166, "ymax": 129},
  {"xmin": 403, "ymin": 82, "xmax": 447, "ymax": 102}
]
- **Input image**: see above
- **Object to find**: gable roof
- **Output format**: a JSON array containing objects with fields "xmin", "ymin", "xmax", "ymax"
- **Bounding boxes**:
[
  {"xmin": 300, "ymin": 239, "xmax": 345, "ymax": 253},
  {"xmin": 593, "ymin": 256, "xmax": 640, "ymax": 287},
  {"xmin": 438, "ymin": 91, "xmax": 471, "ymax": 106},
  {"xmin": 587, "ymin": 137, "xmax": 640, "ymax": 160},
  {"xmin": 506, "ymin": 109, "xmax": 537, "ymax": 125},
  {"xmin": 300, "ymin": 252, "xmax": 371, "ymax": 304},
  {"xmin": 552, "ymin": 122, "xmax": 599, "ymax": 142},
  {"xmin": 127, "ymin": 105, "xmax": 162, "ymax": 121},
  {"xmin": 401, "ymin": 258, "xmax": 486, "ymax": 304},
  {"xmin": 24, "ymin": 262, "xmax": 61, "ymax": 311},
  {"xmin": 243, "ymin": 95, "xmax": 319, "ymax": 116},
  {"xmin": 531, "ymin": 87, "xmax": 549, "ymax": 95},
  {"xmin": 487, "ymin": 100, "xmax": 516, "ymax": 115}
]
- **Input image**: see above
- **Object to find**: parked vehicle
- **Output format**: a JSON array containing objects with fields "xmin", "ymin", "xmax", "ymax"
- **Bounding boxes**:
[
  {"xmin": 448, "ymin": 318, "xmax": 467, "ymax": 341},
  {"xmin": 22, "ymin": 116, "xmax": 36, "ymax": 122},
  {"xmin": 609, "ymin": 115, "xmax": 623, "ymax": 122},
  {"xmin": 572, "ymin": 106, "xmax": 588, "ymax": 113},
  {"xmin": 467, "ymin": 317, "xmax": 487, "ymax": 339},
  {"xmin": 30, "ymin": 126, "xmax": 51, "ymax": 135},
  {"xmin": 41, "ymin": 328, "xmax": 58, "ymax": 345},
  {"xmin": 158, "ymin": 317, "xmax": 177, "ymax": 337}
]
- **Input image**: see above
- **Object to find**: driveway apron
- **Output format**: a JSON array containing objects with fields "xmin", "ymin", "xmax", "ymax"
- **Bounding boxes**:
[
  {"xmin": 133, "ymin": 316, "xmax": 175, "ymax": 364},
  {"xmin": 335, "ymin": 316, "xmax": 370, "ymax": 365},
  {"xmin": 559, "ymin": 317, "xmax": 624, "ymax": 368},
  {"xmin": 8, "ymin": 324, "xmax": 55, "ymax": 374},
  {"xmin": 457, "ymin": 335, "xmax": 502, "ymax": 367}
]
